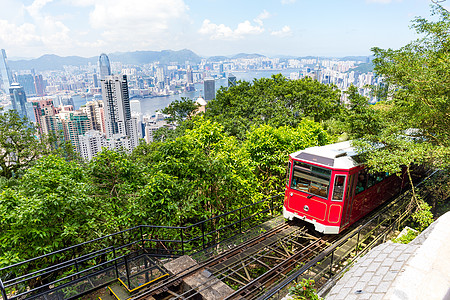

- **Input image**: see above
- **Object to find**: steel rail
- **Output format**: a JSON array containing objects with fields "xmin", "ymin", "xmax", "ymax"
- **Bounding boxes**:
[
  {"xmin": 257, "ymin": 170, "xmax": 440, "ymax": 300},
  {"xmin": 129, "ymin": 222, "xmax": 291, "ymax": 300}
]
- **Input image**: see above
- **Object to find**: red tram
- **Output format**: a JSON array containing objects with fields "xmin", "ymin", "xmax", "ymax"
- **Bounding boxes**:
[{"xmin": 283, "ymin": 141, "xmax": 404, "ymax": 234}]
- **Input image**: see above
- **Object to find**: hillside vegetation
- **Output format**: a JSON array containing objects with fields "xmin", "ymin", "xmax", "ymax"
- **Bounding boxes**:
[{"xmin": 1, "ymin": 3, "xmax": 450, "ymax": 269}]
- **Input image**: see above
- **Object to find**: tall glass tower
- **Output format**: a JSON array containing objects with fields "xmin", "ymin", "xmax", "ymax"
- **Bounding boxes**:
[
  {"xmin": 98, "ymin": 53, "xmax": 111, "ymax": 80},
  {"xmin": 204, "ymin": 77, "xmax": 215, "ymax": 101},
  {"xmin": 9, "ymin": 83, "xmax": 28, "ymax": 118},
  {"xmin": 0, "ymin": 49, "xmax": 13, "ymax": 94}
]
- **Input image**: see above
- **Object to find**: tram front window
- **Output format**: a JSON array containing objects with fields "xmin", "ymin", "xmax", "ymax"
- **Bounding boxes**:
[{"xmin": 290, "ymin": 161, "xmax": 331, "ymax": 198}]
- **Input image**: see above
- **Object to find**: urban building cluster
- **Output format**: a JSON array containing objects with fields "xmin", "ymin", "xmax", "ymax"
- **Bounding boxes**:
[{"xmin": 0, "ymin": 49, "xmax": 379, "ymax": 160}]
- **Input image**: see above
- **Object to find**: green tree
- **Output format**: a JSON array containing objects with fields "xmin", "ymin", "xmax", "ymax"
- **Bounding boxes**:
[
  {"xmin": 88, "ymin": 149, "xmax": 147, "ymax": 232},
  {"xmin": 244, "ymin": 120, "xmax": 331, "ymax": 195},
  {"xmin": 161, "ymin": 97, "xmax": 199, "ymax": 124},
  {"xmin": 205, "ymin": 75, "xmax": 342, "ymax": 139},
  {"xmin": 357, "ymin": 3, "xmax": 450, "ymax": 227},
  {"xmin": 339, "ymin": 85, "xmax": 383, "ymax": 139},
  {"xmin": 146, "ymin": 117, "xmax": 258, "ymax": 221},
  {"xmin": 0, "ymin": 108, "xmax": 49, "ymax": 178},
  {"xmin": 0, "ymin": 155, "xmax": 93, "ymax": 266},
  {"xmin": 368, "ymin": 3, "xmax": 450, "ymax": 169}
]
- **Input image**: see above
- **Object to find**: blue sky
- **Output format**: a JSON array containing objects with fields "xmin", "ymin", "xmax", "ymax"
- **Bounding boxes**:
[{"xmin": 0, "ymin": 0, "xmax": 435, "ymax": 59}]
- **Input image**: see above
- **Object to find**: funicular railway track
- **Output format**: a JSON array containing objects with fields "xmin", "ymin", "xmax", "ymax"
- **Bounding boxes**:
[
  {"xmin": 0, "ymin": 171, "xmax": 438, "ymax": 300},
  {"xmin": 129, "ymin": 170, "xmax": 439, "ymax": 300},
  {"xmin": 128, "ymin": 223, "xmax": 338, "ymax": 300}
]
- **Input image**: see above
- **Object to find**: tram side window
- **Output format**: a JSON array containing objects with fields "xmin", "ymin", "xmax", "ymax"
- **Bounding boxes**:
[
  {"xmin": 290, "ymin": 161, "xmax": 331, "ymax": 198},
  {"xmin": 332, "ymin": 175, "xmax": 346, "ymax": 201},
  {"xmin": 368, "ymin": 171, "xmax": 387, "ymax": 189},
  {"xmin": 286, "ymin": 162, "xmax": 291, "ymax": 186},
  {"xmin": 355, "ymin": 170, "xmax": 367, "ymax": 194}
]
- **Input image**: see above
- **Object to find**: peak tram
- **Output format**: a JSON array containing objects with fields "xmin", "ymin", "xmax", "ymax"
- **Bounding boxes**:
[{"xmin": 283, "ymin": 141, "xmax": 403, "ymax": 234}]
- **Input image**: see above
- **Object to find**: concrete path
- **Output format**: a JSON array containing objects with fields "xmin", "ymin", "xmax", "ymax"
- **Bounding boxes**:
[{"xmin": 325, "ymin": 211, "xmax": 450, "ymax": 300}]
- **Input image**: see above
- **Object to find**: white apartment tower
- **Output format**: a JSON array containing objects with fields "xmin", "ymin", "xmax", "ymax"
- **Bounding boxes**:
[
  {"xmin": 79, "ymin": 130, "xmax": 109, "ymax": 161},
  {"xmin": 101, "ymin": 74, "xmax": 138, "ymax": 149}
]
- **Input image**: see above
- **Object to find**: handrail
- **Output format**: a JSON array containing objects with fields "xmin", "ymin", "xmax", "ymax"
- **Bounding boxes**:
[
  {"xmin": 0, "ymin": 194, "xmax": 283, "ymax": 300},
  {"xmin": 0, "ymin": 277, "xmax": 7, "ymax": 300},
  {"xmin": 257, "ymin": 170, "xmax": 439, "ymax": 300},
  {"xmin": 0, "ymin": 225, "xmax": 142, "ymax": 272}
]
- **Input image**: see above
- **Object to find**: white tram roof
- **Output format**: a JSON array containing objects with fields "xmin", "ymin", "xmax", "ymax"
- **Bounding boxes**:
[{"xmin": 290, "ymin": 140, "xmax": 361, "ymax": 170}]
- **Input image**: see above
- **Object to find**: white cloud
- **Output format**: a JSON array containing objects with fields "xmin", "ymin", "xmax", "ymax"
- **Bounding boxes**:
[
  {"xmin": 236, "ymin": 21, "xmax": 264, "ymax": 35},
  {"xmin": 0, "ymin": 0, "xmax": 76, "ymax": 56},
  {"xmin": 198, "ymin": 19, "xmax": 235, "ymax": 40},
  {"xmin": 199, "ymin": 19, "xmax": 264, "ymax": 40},
  {"xmin": 0, "ymin": 20, "xmax": 41, "ymax": 46},
  {"xmin": 254, "ymin": 10, "xmax": 270, "ymax": 26},
  {"xmin": 26, "ymin": 0, "xmax": 55, "ymax": 19},
  {"xmin": 88, "ymin": 0, "xmax": 189, "ymax": 50},
  {"xmin": 271, "ymin": 26, "xmax": 292, "ymax": 37}
]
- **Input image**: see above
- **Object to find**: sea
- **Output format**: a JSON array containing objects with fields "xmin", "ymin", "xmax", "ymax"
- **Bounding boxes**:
[{"xmin": 72, "ymin": 69, "xmax": 302, "ymax": 116}]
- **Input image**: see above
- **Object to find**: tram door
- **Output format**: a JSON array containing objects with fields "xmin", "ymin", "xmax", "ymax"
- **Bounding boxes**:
[{"xmin": 342, "ymin": 173, "xmax": 356, "ymax": 227}]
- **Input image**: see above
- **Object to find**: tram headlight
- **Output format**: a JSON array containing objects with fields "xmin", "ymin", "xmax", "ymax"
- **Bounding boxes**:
[{"xmin": 304, "ymin": 205, "xmax": 309, "ymax": 212}]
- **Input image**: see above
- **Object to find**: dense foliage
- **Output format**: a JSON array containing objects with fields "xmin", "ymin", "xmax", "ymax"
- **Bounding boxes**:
[
  {"xmin": 204, "ymin": 74, "xmax": 342, "ymax": 139},
  {"xmin": 2, "ymin": 4, "xmax": 450, "ymax": 269},
  {"xmin": 0, "ymin": 110, "xmax": 331, "ymax": 266},
  {"xmin": 355, "ymin": 3, "xmax": 450, "ymax": 233}
]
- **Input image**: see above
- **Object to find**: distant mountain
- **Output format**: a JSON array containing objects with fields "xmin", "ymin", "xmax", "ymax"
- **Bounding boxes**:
[
  {"xmin": 207, "ymin": 56, "xmax": 229, "ymax": 62},
  {"xmin": 347, "ymin": 62, "xmax": 374, "ymax": 73},
  {"xmin": 9, "ymin": 54, "xmax": 96, "ymax": 71},
  {"xmin": 339, "ymin": 56, "xmax": 371, "ymax": 62},
  {"xmin": 231, "ymin": 53, "xmax": 266, "ymax": 59},
  {"xmin": 9, "ymin": 49, "xmax": 202, "ymax": 71},
  {"xmin": 108, "ymin": 49, "xmax": 202, "ymax": 65}
]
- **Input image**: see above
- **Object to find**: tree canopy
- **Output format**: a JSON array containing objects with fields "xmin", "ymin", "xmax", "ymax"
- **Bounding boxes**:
[
  {"xmin": 364, "ymin": 3, "xmax": 450, "ymax": 172},
  {"xmin": 204, "ymin": 74, "xmax": 342, "ymax": 139},
  {"xmin": 0, "ymin": 108, "xmax": 49, "ymax": 179}
]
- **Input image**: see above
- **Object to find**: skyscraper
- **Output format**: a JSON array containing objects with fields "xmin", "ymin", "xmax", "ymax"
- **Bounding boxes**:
[
  {"xmin": 17, "ymin": 74, "xmax": 36, "ymax": 96},
  {"xmin": 98, "ymin": 53, "xmax": 111, "ymax": 80},
  {"xmin": 101, "ymin": 75, "xmax": 138, "ymax": 149},
  {"xmin": 186, "ymin": 65, "xmax": 193, "ymax": 84},
  {"xmin": 204, "ymin": 77, "xmax": 215, "ymax": 101},
  {"xmin": 81, "ymin": 100, "xmax": 105, "ymax": 133},
  {"xmin": 59, "ymin": 111, "xmax": 92, "ymax": 153},
  {"xmin": 33, "ymin": 99, "xmax": 59, "ymax": 137},
  {"xmin": 0, "ymin": 49, "xmax": 13, "ymax": 94},
  {"xmin": 34, "ymin": 74, "xmax": 45, "ymax": 96},
  {"xmin": 9, "ymin": 83, "xmax": 28, "ymax": 118},
  {"xmin": 228, "ymin": 73, "xmax": 236, "ymax": 88}
]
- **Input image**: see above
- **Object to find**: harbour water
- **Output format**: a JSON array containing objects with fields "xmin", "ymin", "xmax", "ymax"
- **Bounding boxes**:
[{"xmin": 73, "ymin": 69, "xmax": 302, "ymax": 116}]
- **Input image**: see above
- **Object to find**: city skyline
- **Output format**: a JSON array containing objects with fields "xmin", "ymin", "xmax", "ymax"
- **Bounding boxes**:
[{"xmin": 0, "ymin": 0, "xmax": 436, "ymax": 59}]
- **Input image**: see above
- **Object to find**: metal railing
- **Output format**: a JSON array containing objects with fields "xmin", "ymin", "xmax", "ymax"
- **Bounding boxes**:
[
  {"xmin": 258, "ymin": 171, "xmax": 438, "ymax": 300},
  {"xmin": 0, "ymin": 194, "xmax": 283, "ymax": 300}
]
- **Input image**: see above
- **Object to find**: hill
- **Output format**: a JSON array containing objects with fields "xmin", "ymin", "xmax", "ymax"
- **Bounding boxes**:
[
  {"xmin": 9, "ymin": 49, "xmax": 202, "ymax": 71},
  {"xmin": 231, "ymin": 53, "xmax": 266, "ymax": 59}
]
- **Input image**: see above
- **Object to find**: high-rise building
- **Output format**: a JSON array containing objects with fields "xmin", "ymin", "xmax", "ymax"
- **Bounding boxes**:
[
  {"xmin": 9, "ymin": 83, "xmax": 28, "ymax": 118},
  {"xmin": 101, "ymin": 75, "xmax": 138, "ymax": 149},
  {"xmin": 33, "ymin": 99, "xmax": 59, "ymax": 136},
  {"xmin": 59, "ymin": 111, "xmax": 92, "ymax": 153},
  {"xmin": 186, "ymin": 65, "xmax": 193, "ymax": 84},
  {"xmin": 98, "ymin": 53, "xmax": 111, "ymax": 80},
  {"xmin": 0, "ymin": 49, "xmax": 13, "ymax": 94},
  {"xmin": 228, "ymin": 73, "xmax": 236, "ymax": 88},
  {"xmin": 93, "ymin": 73, "xmax": 99, "ymax": 88},
  {"xmin": 17, "ymin": 74, "xmax": 36, "ymax": 96},
  {"xmin": 81, "ymin": 100, "xmax": 105, "ymax": 133},
  {"xmin": 34, "ymin": 75, "xmax": 45, "ymax": 96},
  {"xmin": 130, "ymin": 99, "xmax": 141, "ymax": 114},
  {"xmin": 79, "ymin": 130, "xmax": 109, "ymax": 161},
  {"xmin": 204, "ymin": 77, "xmax": 215, "ymax": 101}
]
